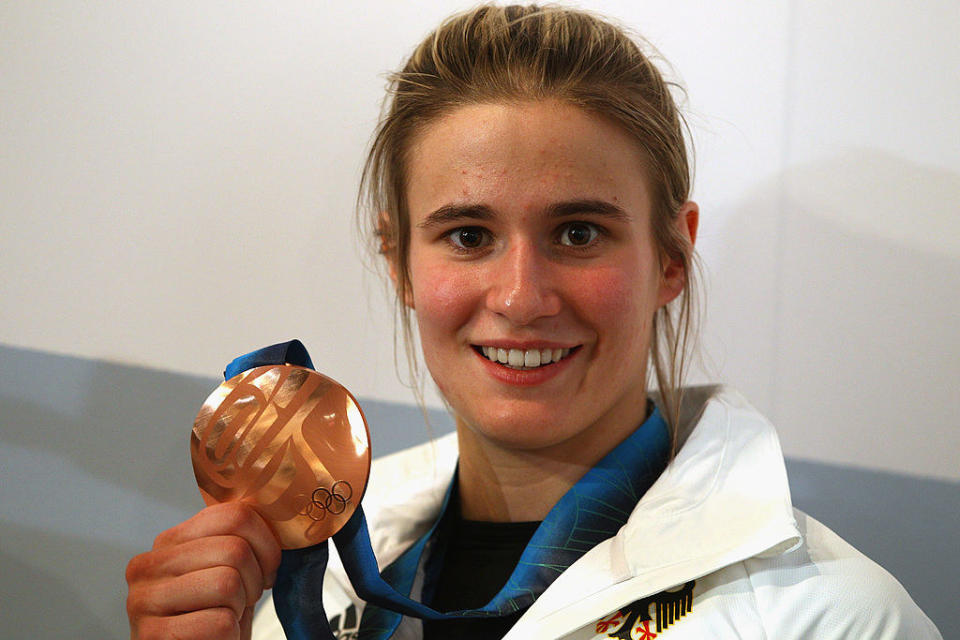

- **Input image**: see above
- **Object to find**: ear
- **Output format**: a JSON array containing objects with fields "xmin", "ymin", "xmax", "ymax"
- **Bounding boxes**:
[
  {"xmin": 377, "ymin": 211, "xmax": 415, "ymax": 309},
  {"xmin": 657, "ymin": 200, "xmax": 699, "ymax": 307}
]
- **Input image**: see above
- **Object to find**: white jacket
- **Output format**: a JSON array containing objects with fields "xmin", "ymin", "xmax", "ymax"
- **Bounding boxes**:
[{"xmin": 253, "ymin": 386, "xmax": 942, "ymax": 639}]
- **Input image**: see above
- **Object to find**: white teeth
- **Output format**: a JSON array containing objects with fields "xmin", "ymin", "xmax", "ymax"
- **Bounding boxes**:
[
  {"xmin": 478, "ymin": 345, "xmax": 574, "ymax": 369},
  {"xmin": 524, "ymin": 349, "xmax": 541, "ymax": 367}
]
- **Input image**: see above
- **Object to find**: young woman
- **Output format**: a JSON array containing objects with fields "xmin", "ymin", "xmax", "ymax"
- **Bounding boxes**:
[{"xmin": 126, "ymin": 5, "xmax": 941, "ymax": 639}]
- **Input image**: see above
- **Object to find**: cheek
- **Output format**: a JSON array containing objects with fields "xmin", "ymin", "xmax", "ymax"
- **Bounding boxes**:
[
  {"xmin": 573, "ymin": 263, "xmax": 659, "ymax": 348},
  {"xmin": 576, "ymin": 262, "xmax": 657, "ymax": 312},
  {"xmin": 410, "ymin": 261, "xmax": 479, "ymax": 356},
  {"xmin": 412, "ymin": 262, "xmax": 473, "ymax": 317}
]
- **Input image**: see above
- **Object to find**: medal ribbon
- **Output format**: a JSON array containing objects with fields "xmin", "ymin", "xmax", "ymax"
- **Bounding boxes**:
[{"xmin": 224, "ymin": 341, "xmax": 669, "ymax": 640}]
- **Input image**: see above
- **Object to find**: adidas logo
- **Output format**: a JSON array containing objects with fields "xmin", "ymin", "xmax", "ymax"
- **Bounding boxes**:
[{"xmin": 329, "ymin": 604, "xmax": 360, "ymax": 639}]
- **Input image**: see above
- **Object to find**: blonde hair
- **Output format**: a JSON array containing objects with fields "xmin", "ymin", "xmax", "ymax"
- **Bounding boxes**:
[{"xmin": 360, "ymin": 4, "xmax": 699, "ymax": 450}]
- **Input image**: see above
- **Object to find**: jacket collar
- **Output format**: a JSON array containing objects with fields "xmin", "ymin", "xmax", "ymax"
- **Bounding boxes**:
[{"xmin": 505, "ymin": 386, "xmax": 801, "ymax": 638}]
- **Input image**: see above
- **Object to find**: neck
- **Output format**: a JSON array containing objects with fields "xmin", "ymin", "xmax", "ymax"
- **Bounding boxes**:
[
  {"xmin": 455, "ymin": 432, "xmax": 584, "ymax": 522},
  {"xmin": 455, "ymin": 400, "xmax": 652, "ymax": 522}
]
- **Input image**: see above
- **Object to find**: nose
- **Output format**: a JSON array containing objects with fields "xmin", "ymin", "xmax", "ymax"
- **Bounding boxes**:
[{"xmin": 486, "ymin": 240, "xmax": 562, "ymax": 325}]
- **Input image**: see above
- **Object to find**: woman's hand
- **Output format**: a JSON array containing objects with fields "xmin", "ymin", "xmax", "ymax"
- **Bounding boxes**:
[{"xmin": 125, "ymin": 502, "xmax": 282, "ymax": 640}]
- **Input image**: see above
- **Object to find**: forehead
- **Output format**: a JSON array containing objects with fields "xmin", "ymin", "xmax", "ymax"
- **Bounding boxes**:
[{"xmin": 405, "ymin": 100, "xmax": 652, "ymax": 215}]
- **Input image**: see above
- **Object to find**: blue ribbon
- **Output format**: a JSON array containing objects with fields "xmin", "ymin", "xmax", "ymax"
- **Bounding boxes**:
[
  {"xmin": 223, "ymin": 339, "xmax": 314, "ymax": 379},
  {"xmin": 225, "ymin": 341, "xmax": 669, "ymax": 640}
]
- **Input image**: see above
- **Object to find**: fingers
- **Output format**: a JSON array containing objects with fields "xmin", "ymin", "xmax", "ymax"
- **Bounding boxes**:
[
  {"xmin": 126, "ymin": 503, "xmax": 283, "ymax": 640},
  {"xmin": 153, "ymin": 502, "xmax": 282, "ymax": 588},
  {"xmin": 132, "ymin": 535, "xmax": 265, "ymax": 607},
  {"xmin": 133, "ymin": 607, "xmax": 240, "ymax": 640},
  {"xmin": 131, "ymin": 565, "xmax": 247, "ymax": 618}
]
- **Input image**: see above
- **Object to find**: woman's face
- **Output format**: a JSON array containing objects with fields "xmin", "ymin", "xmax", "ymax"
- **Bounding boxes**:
[{"xmin": 404, "ymin": 100, "xmax": 689, "ymax": 455}]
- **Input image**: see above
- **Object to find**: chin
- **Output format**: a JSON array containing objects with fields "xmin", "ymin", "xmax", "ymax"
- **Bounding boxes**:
[{"xmin": 456, "ymin": 405, "xmax": 582, "ymax": 452}]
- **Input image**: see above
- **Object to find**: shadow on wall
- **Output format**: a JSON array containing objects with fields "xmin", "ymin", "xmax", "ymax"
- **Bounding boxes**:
[
  {"xmin": 708, "ymin": 149, "xmax": 960, "ymax": 480},
  {"xmin": 0, "ymin": 346, "xmax": 213, "ymax": 638},
  {"xmin": 1, "ymin": 523, "xmax": 120, "ymax": 639},
  {"xmin": 0, "ymin": 343, "xmax": 452, "ymax": 639}
]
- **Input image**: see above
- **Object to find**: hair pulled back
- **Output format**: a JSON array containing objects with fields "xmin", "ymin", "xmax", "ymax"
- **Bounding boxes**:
[{"xmin": 360, "ymin": 3, "xmax": 698, "ymax": 446}]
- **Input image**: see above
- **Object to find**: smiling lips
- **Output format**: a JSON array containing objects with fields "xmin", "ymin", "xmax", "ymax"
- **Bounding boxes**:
[{"xmin": 476, "ymin": 345, "xmax": 575, "ymax": 370}]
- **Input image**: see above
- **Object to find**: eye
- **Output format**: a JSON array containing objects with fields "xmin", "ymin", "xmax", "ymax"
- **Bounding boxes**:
[
  {"xmin": 558, "ymin": 222, "xmax": 600, "ymax": 247},
  {"xmin": 447, "ymin": 226, "xmax": 489, "ymax": 250}
]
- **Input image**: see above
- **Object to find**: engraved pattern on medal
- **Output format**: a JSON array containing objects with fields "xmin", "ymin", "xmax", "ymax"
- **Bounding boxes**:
[{"xmin": 191, "ymin": 365, "xmax": 370, "ymax": 548}]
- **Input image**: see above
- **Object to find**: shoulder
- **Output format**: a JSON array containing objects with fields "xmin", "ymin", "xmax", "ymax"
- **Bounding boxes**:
[
  {"xmin": 361, "ymin": 432, "xmax": 457, "ymax": 560},
  {"xmin": 742, "ymin": 509, "xmax": 942, "ymax": 639}
]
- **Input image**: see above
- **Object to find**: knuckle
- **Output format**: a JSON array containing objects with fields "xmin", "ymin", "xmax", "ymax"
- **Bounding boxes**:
[
  {"xmin": 213, "ymin": 566, "xmax": 246, "ymax": 602},
  {"xmin": 133, "ymin": 617, "xmax": 157, "ymax": 639},
  {"xmin": 125, "ymin": 552, "xmax": 151, "ymax": 584},
  {"xmin": 217, "ymin": 501, "xmax": 257, "ymax": 532},
  {"xmin": 125, "ymin": 583, "xmax": 150, "ymax": 617},
  {"xmin": 208, "ymin": 607, "xmax": 240, "ymax": 637},
  {"xmin": 136, "ymin": 617, "xmax": 171, "ymax": 640},
  {"xmin": 221, "ymin": 536, "xmax": 255, "ymax": 568},
  {"xmin": 151, "ymin": 527, "xmax": 176, "ymax": 550}
]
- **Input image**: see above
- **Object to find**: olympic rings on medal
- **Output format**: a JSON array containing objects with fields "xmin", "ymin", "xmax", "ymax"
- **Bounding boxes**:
[{"xmin": 302, "ymin": 480, "xmax": 354, "ymax": 521}]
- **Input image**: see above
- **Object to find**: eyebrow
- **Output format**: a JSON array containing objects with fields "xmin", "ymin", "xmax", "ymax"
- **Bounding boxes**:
[
  {"xmin": 416, "ymin": 199, "xmax": 631, "ymax": 229},
  {"xmin": 547, "ymin": 199, "xmax": 632, "ymax": 222},
  {"xmin": 417, "ymin": 204, "xmax": 494, "ymax": 229}
]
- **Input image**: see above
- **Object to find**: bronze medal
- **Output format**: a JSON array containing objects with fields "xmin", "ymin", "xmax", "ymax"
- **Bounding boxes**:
[{"xmin": 191, "ymin": 364, "xmax": 371, "ymax": 549}]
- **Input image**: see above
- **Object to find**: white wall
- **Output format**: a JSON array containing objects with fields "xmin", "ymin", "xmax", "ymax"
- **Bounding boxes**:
[{"xmin": 2, "ymin": 1, "xmax": 958, "ymax": 480}]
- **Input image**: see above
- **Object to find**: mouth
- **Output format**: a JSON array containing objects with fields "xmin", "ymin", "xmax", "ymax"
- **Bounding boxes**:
[{"xmin": 472, "ymin": 345, "xmax": 579, "ymax": 370}]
